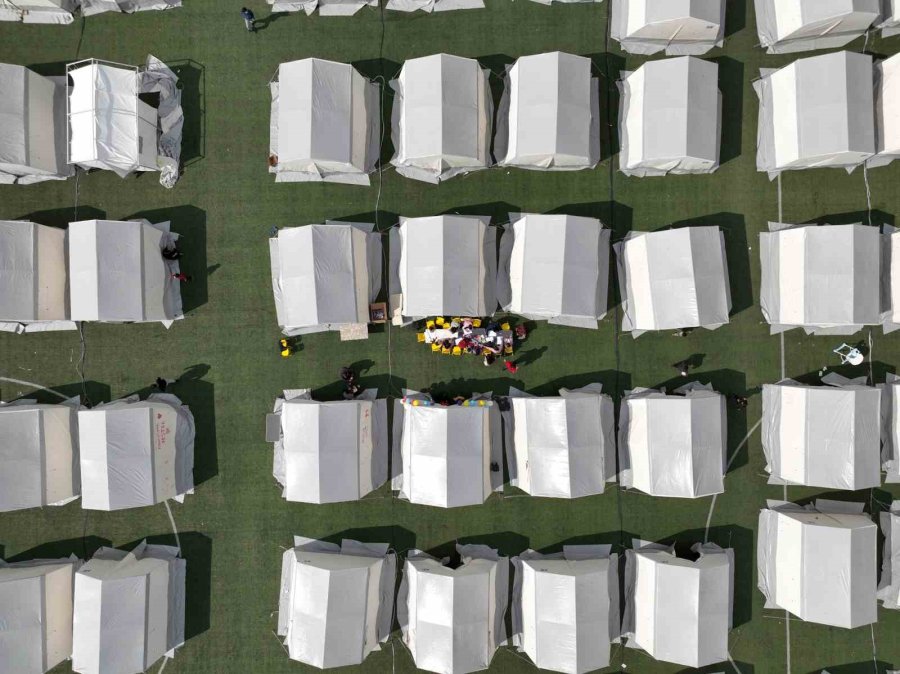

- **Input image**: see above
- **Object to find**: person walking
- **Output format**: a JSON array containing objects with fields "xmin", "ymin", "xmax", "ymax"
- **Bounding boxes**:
[
  {"xmin": 153, "ymin": 376, "xmax": 176, "ymax": 392},
  {"xmin": 241, "ymin": 6, "xmax": 256, "ymax": 32},
  {"xmin": 674, "ymin": 359, "xmax": 690, "ymax": 377},
  {"xmin": 503, "ymin": 360, "xmax": 518, "ymax": 375}
]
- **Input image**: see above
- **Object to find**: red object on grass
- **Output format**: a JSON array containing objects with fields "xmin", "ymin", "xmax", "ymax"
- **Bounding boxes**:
[{"xmin": 504, "ymin": 360, "xmax": 518, "ymax": 374}]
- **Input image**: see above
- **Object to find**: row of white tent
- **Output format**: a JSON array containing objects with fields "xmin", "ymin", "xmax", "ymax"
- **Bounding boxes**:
[
  {"xmin": 266, "ymin": 375, "xmax": 900, "ymax": 507},
  {"xmin": 264, "ymin": 0, "xmax": 900, "ymax": 57},
  {"xmin": 0, "ymin": 219, "xmax": 184, "ymax": 332},
  {"xmin": 0, "ymin": 57, "xmax": 182, "ymax": 187},
  {"xmin": 0, "ymin": 394, "xmax": 195, "ymax": 513},
  {"xmin": 278, "ymin": 537, "xmax": 732, "ymax": 672},
  {"xmin": 278, "ymin": 500, "xmax": 900, "ymax": 674},
  {"xmin": 0, "ymin": 541, "xmax": 185, "ymax": 674},
  {"xmin": 270, "ymin": 215, "xmax": 900, "ymax": 337},
  {"xmin": 0, "ymin": 0, "xmax": 179, "ymax": 23}
]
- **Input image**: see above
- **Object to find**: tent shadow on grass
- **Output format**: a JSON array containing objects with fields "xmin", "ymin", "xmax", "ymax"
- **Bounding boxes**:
[
  {"xmin": 441, "ymin": 201, "xmax": 522, "ymax": 226},
  {"xmin": 653, "ymin": 525, "xmax": 754, "ymax": 629},
  {"xmin": 167, "ymin": 60, "xmax": 206, "ymax": 168},
  {"xmin": 124, "ymin": 532, "xmax": 212, "ymax": 642},
  {"xmin": 321, "ymin": 525, "xmax": 416, "ymax": 555},
  {"xmin": 7, "ymin": 536, "xmax": 111, "ymax": 563},
  {"xmin": 352, "ymin": 58, "xmax": 401, "ymax": 168},
  {"xmin": 713, "ymin": 56, "xmax": 744, "ymax": 165},
  {"xmin": 24, "ymin": 61, "xmax": 69, "ymax": 77},
  {"xmin": 125, "ymin": 363, "xmax": 218, "ymax": 486},
  {"xmin": 652, "ymin": 368, "xmax": 749, "ymax": 472},
  {"xmin": 587, "ymin": 52, "xmax": 625, "ymax": 161},
  {"xmin": 791, "ymin": 361, "xmax": 895, "ymax": 386},
  {"xmin": 670, "ymin": 212, "xmax": 753, "ymax": 316},
  {"xmin": 7, "ymin": 380, "xmax": 111, "ymax": 408},
  {"xmin": 805, "ymin": 662, "xmax": 893, "ymax": 674},
  {"xmin": 126, "ymin": 206, "xmax": 209, "ymax": 314},
  {"xmin": 19, "ymin": 206, "xmax": 105, "ymax": 229},
  {"xmin": 801, "ymin": 209, "xmax": 895, "ymax": 229},
  {"xmin": 723, "ymin": 0, "xmax": 747, "ymax": 37}
]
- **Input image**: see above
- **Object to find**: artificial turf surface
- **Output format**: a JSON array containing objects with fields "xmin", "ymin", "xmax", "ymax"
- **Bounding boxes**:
[{"xmin": 2, "ymin": 0, "xmax": 900, "ymax": 672}]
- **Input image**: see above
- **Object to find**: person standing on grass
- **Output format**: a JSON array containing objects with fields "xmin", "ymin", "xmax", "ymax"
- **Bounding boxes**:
[
  {"xmin": 674, "ymin": 359, "xmax": 690, "ymax": 377},
  {"xmin": 504, "ymin": 360, "xmax": 518, "ymax": 375},
  {"xmin": 241, "ymin": 6, "xmax": 256, "ymax": 32},
  {"xmin": 171, "ymin": 272, "xmax": 192, "ymax": 282},
  {"xmin": 153, "ymin": 376, "xmax": 176, "ymax": 392}
]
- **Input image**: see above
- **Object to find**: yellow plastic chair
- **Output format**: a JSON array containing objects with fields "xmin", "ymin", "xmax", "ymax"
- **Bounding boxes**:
[
  {"xmin": 452, "ymin": 346, "xmax": 462, "ymax": 356},
  {"xmin": 441, "ymin": 345, "xmax": 452, "ymax": 355},
  {"xmin": 435, "ymin": 316, "xmax": 446, "ymax": 327},
  {"xmin": 472, "ymin": 319, "xmax": 482, "ymax": 328},
  {"xmin": 417, "ymin": 333, "xmax": 426, "ymax": 343},
  {"xmin": 431, "ymin": 343, "xmax": 441, "ymax": 352},
  {"xmin": 451, "ymin": 317, "xmax": 461, "ymax": 324},
  {"xmin": 426, "ymin": 320, "xmax": 436, "ymax": 330},
  {"xmin": 500, "ymin": 322, "xmax": 510, "ymax": 331},
  {"xmin": 504, "ymin": 345, "xmax": 513, "ymax": 356}
]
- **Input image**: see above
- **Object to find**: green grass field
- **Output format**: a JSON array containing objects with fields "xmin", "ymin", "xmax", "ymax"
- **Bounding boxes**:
[{"xmin": 3, "ymin": 0, "xmax": 900, "ymax": 672}]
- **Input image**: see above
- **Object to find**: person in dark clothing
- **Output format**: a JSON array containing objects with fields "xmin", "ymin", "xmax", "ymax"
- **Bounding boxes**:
[
  {"xmin": 728, "ymin": 394, "xmax": 749, "ymax": 409},
  {"xmin": 153, "ymin": 376, "xmax": 175, "ymax": 392},
  {"xmin": 339, "ymin": 366, "xmax": 357, "ymax": 385},
  {"xmin": 674, "ymin": 360, "xmax": 691, "ymax": 377},
  {"xmin": 241, "ymin": 6, "xmax": 256, "ymax": 31},
  {"xmin": 162, "ymin": 244, "xmax": 182, "ymax": 260}
]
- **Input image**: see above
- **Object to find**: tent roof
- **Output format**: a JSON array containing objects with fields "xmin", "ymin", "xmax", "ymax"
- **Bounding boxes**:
[
  {"xmin": 626, "ymin": 546, "xmax": 731, "ymax": 668},
  {"xmin": 398, "ymin": 401, "xmax": 495, "ymax": 508},
  {"xmin": 397, "ymin": 215, "xmax": 497, "ymax": 318},
  {"xmin": 754, "ymin": 0, "xmax": 880, "ymax": 53},
  {"xmin": 516, "ymin": 551, "xmax": 618, "ymax": 673},
  {"xmin": 0, "ymin": 560, "xmax": 75, "ymax": 674},
  {"xmin": 278, "ymin": 541, "xmax": 392, "ymax": 668},
  {"xmin": 0, "ymin": 63, "xmax": 69, "ymax": 179},
  {"xmin": 78, "ymin": 396, "xmax": 194, "ymax": 511},
  {"xmin": 0, "ymin": 220, "xmax": 68, "ymax": 324},
  {"xmin": 759, "ymin": 223, "xmax": 882, "ymax": 331},
  {"xmin": 620, "ymin": 388, "xmax": 726, "ymax": 497},
  {"xmin": 68, "ymin": 219, "xmax": 173, "ymax": 323},
  {"xmin": 501, "ymin": 214, "xmax": 609, "ymax": 326},
  {"xmin": 0, "ymin": 403, "xmax": 78, "ymax": 512},
  {"xmin": 391, "ymin": 53, "xmax": 491, "ymax": 181},
  {"xmin": 755, "ymin": 52, "xmax": 875, "ymax": 175},
  {"xmin": 758, "ymin": 503, "xmax": 877, "ymax": 627},
  {"xmin": 619, "ymin": 56, "xmax": 720, "ymax": 176},
  {"xmin": 273, "ymin": 58, "xmax": 377, "ymax": 180},
  {"xmin": 73, "ymin": 543, "xmax": 185, "ymax": 674},
  {"xmin": 498, "ymin": 52, "xmax": 598, "ymax": 169},
  {"xmin": 269, "ymin": 224, "xmax": 372, "ymax": 332},
  {"xmin": 762, "ymin": 381, "xmax": 881, "ymax": 489},
  {"xmin": 402, "ymin": 553, "xmax": 506, "ymax": 674},
  {"xmin": 275, "ymin": 397, "xmax": 388, "ymax": 503},
  {"xmin": 617, "ymin": 226, "xmax": 731, "ymax": 333},
  {"xmin": 508, "ymin": 391, "xmax": 614, "ymax": 498},
  {"xmin": 611, "ymin": 0, "xmax": 725, "ymax": 55},
  {"xmin": 875, "ymin": 53, "xmax": 900, "ymax": 160}
]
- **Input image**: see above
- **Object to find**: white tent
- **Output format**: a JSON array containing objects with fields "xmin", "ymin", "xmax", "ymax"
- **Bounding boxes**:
[
  {"xmin": 399, "ymin": 544, "xmax": 508, "ymax": 674},
  {"xmin": 618, "ymin": 56, "xmax": 721, "ymax": 176},
  {"xmin": 759, "ymin": 222, "xmax": 885, "ymax": 334},
  {"xmin": 754, "ymin": 0, "xmax": 880, "ymax": 53},
  {"xmin": 0, "ymin": 399, "xmax": 80, "ymax": 512},
  {"xmin": 618, "ymin": 384, "xmax": 726, "ymax": 498},
  {"xmin": 269, "ymin": 222, "xmax": 382, "ymax": 335},
  {"xmin": 390, "ymin": 54, "xmax": 492, "ymax": 184},
  {"xmin": 0, "ymin": 0, "xmax": 74, "ymax": 22},
  {"xmin": 277, "ymin": 537, "xmax": 396, "ymax": 668},
  {"xmin": 754, "ymin": 51, "xmax": 875, "ymax": 178},
  {"xmin": 0, "ymin": 221, "xmax": 74, "ymax": 333},
  {"xmin": 269, "ymin": 390, "xmax": 389, "ymax": 503},
  {"xmin": 72, "ymin": 542, "xmax": 185, "ymax": 674},
  {"xmin": 386, "ymin": 0, "xmax": 482, "ymax": 13},
  {"xmin": 502, "ymin": 384, "xmax": 615, "ymax": 498},
  {"xmin": 78, "ymin": 394, "xmax": 194, "ymax": 511},
  {"xmin": 611, "ymin": 0, "xmax": 726, "ymax": 55},
  {"xmin": 758, "ymin": 500, "xmax": 877, "ymax": 628},
  {"xmin": 495, "ymin": 53, "xmax": 599, "ymax": 171},
  {"xmin": 511, "ymin": 546, "xmax": 619, "ymax": 674},
  {"xmin": 67, "ymin": 59, "xmax": 158, "ymax": 177},
  {"xmin": 392, "ymin": 393, "xmax": 502, "ymax": 508},
  {"xmin": 79, "ymin": 0, "xmax": 181, "ymax": 15},
  {"xmin": 497, "ymin": 214, "xmax": 609, "ymax": 328},
  {"xmin": 762, "ymin": 379, "xmax": 881, "ymax": 489},
  {"xmin": 878, "ymin": 501, "xmax": 900, "ymax": 609},
  {"xmin": 871, "ymin": 53, "xmax": 900, "ymax": 168},
  {"xmin": 389, "ymin": 215, "xmax": 497, "ymax": 322},
  {"xmin": 0, "ymin": 557, "xmax": 78, "ymax": 674},
  {"xmin": 615, "ymin": 226, "xmax": 731, "ymax": 335},
  {"xmin": 68, "ymin": 219, "xmax": 183, "ymax": 325},
  {"xmin": 879, "ymin": 0, "xmax": 900, "ymax": 36},
  {"xmin": 0, "ymin": 64, "xmax": 72, "ymax": 183},
  {"xmin": 267, "ymin": 0, "xmax": 376, "ymax": 16},
  {"xmin": 269, "ymin": 59, "xmax": 380, "ymax": 185},
  {"xmin": 622, "ymin": 541, "xmax": 733, "ymax": 668}
]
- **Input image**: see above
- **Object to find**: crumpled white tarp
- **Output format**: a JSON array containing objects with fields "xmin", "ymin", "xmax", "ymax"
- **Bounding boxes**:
[
  {"xmin": 79, "ymin": 0, "xmax": 180, "ymax": 15},
  {"xmin": 141, "ymin": 55, "xmax": 183, "ymax": 188},
  {"xmin": 611, "ymin": 0, "xmax": 726, "ymax": 56},
  {"xmin": 269, "ymin": 0, "xmax": 376, "ymax": 15}
]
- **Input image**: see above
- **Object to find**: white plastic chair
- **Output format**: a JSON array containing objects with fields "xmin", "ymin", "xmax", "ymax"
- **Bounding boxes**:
[{"xmin": 833, "ymin": 343, "xmax": 864, "ymax": 366}]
